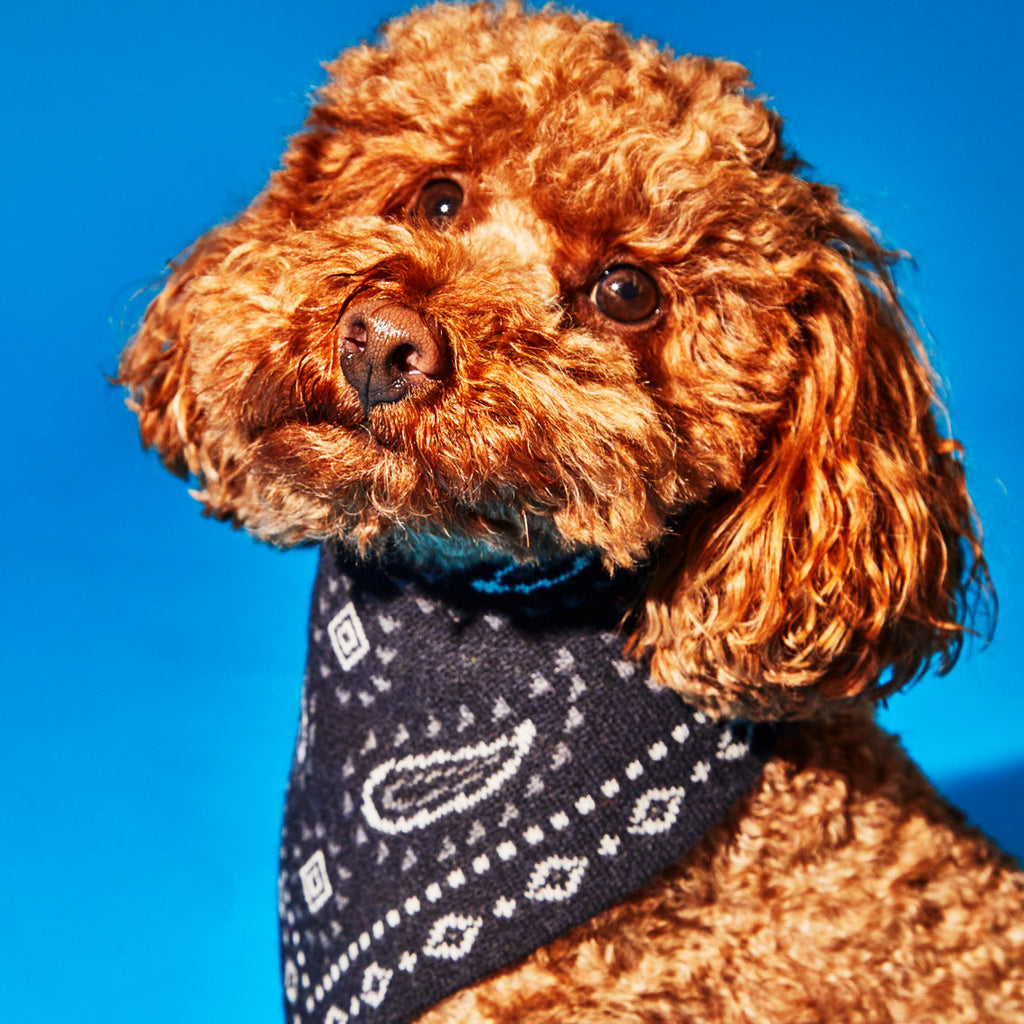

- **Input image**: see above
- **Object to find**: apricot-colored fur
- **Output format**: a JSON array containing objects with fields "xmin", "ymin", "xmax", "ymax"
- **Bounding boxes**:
[{"xmin": 121, "ymin": 2, "xmax": 1023, "ymax": 1019}]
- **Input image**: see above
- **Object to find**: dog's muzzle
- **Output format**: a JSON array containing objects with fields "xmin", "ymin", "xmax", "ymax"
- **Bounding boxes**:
[{"xmin": 339, "ymin": 297, "xmax": 447, "ymax": 414}]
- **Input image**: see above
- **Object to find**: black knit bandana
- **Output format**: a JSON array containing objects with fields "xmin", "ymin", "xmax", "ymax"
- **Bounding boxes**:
[{"xmin": 279, "ymin": 544, "xmax": 773, "ymax": 1024}]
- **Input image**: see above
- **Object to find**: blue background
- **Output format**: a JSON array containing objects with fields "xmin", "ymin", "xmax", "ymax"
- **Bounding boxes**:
[{"xmin": 2, "ymin": 1, "xmax": 1021, "ymax": 1021}]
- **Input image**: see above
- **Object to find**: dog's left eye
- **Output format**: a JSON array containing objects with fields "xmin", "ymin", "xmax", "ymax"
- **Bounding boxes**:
[
  {"xmin": 412, "ymin": 179, "xmax": 464, "ymax": 227},
  {"xmin": 592, "ymin": 265, "xmax": 660, "ymax": 323}
]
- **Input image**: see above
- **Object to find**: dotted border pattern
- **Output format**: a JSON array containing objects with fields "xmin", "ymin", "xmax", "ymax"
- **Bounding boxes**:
[{"xmin": 285, "ymin": 714, "xmax": 752, "ymax": 1022}]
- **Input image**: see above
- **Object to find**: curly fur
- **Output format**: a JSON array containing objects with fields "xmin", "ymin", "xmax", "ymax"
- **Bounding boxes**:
[
  {"xmin": 120, "ymin": 2, "xmax": 1021, "ymax": 1018},
  {"xmin": 423, "ymin": 711, "xmax": 1022, "ymax": 1023}
]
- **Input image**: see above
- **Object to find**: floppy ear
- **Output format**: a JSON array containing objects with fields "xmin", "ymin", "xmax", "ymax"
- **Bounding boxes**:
[
  {"xmin": 118, "ymin": 223, "xmax": 248, "ymax": 502},
  {"xmin": 119, "ymin": 245, "xmax": 207, "ymax": 480},
  {"xmin": 117, "ymin": 214, "xmax": 343, "ymax": 540},
  {"xmin": 630, "ymin": 208, "xmax": 990, "ymax": 720}
]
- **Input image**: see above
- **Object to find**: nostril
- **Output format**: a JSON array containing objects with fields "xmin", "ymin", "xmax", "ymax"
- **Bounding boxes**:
[
  {"xmin": 340, "ymin": 315, "xmax": 368, "ymax": 356},
  {"xmin": 388, "ymin": 342, "xmax": 421, "ymax": 376},
  {"xmin": 391, "ymin": 333, "xmax": 444, "ymax": 380}
]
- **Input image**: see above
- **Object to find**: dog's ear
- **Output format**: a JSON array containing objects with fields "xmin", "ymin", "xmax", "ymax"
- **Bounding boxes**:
[
  {"xmin": 119, "ymin": 226, "xmax": 238, "ymax": 493},
  {"xmin": 630, "ymin": 207, "xmax": 990, "ymax": 719},
  {"xmin": 120, "ymin": 251, "xmax": 200, "ymax": 480}
]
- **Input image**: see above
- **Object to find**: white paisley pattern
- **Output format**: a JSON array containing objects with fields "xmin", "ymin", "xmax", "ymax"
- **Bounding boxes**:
[{"xmin": 361, "ymin": 721, "xmax": 537, "ymax": 834}]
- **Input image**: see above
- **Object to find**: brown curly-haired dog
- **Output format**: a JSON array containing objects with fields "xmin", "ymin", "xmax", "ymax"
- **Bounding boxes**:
[{"xmin": 121, "ymin": 2, "xmax": 1024, "ymax": 1020}]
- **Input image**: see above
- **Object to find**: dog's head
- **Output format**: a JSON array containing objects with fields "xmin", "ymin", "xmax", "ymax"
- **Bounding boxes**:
[{"xmin": 120, "ymin": 1, "xmax": 988, "ymax": 718}]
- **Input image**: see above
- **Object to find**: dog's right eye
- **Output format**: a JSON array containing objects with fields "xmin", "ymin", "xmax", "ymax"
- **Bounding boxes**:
[
  {"xmin": 592, "ymin": 265, "xmax": 660, "ymax": 323},
  {"xmin": 412, "ymin": 179, "xmax": 464, "ymax": 227}
]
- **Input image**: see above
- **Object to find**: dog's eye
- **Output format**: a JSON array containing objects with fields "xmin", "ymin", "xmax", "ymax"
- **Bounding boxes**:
[
  {"xmin": 413, "ymin": 179, "xmax": 464, "ymax": 227},
  {"xmin": 592, "ymin": 265, "xmax": 659, "ymax": 323}
]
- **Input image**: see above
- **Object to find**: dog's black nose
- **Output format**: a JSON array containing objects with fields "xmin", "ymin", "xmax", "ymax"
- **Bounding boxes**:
[{"xmin": 339, "ymin": 298, "xmax": 446, "ymax": 413}]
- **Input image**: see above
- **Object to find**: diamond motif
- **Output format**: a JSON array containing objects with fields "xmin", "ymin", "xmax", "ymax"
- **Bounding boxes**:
[
  {"xmin": 524, "ymin": 855, "xmax": 589, "ymax": 902},
  {"xmin": 627, "ymin": 787, "xmax": 687, "ymax": 836},
  {"xmin": 298, "ymin": 850, "xmax": 332, "ymax": 913},
  {"xmin": 361, "ymin": 962, "xmax": 392, "ymax": 1009},
  {"xmin": 327, "ymin": 603, "xmax": 370, "ymax": 671},
  {"xmin": 423, "ymin": 913, "xmax": 484, "ymax": 960}
]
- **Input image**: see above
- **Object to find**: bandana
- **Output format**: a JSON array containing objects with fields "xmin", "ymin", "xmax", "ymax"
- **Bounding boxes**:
[{"xmin": 279, "ymin": 544, "xmax": 773, "ymax": 1024}]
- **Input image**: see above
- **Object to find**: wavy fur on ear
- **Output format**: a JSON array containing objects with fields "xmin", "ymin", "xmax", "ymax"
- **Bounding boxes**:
[
  {"xmin": 119, "ymin": 247, "xmax": 204, "ymax": 482},
  {"xmin": 630, "ymin": 204, "xmax": 990, "ymax": 718},
  {"xmin": 119, "ymin": 226, "xmax": 241, "ymax": 503}
]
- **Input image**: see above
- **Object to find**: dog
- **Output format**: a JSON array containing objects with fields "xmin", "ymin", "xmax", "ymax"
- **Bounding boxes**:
[{"xmin": 120, "ymin": 3, "xmax": 1024, "ymax": 1021}]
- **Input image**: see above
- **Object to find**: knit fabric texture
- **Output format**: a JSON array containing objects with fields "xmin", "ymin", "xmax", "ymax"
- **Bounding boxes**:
[{"xmin": 279, "ymin": 543, "xmax": 774, "ymax": 1024}]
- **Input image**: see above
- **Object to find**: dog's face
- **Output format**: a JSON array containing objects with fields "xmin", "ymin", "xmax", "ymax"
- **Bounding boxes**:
[
  {"xmin": 122, "ymin": 2, "xmax": 985, "ymax": 717},
  {"xmin": 125, "ymin": 5, "xmax": 792, "ymax": 561}
]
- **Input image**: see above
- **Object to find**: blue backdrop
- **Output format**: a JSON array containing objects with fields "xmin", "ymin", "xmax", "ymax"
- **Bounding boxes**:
[{"xmin": 2, "ymin": 2, "xmax": 1021, "ymax": 1021}]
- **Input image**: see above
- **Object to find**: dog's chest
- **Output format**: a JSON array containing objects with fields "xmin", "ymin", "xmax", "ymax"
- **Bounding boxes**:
[{"xmin": 278, "ymin": 546, "xmax": 771, "ymax": 1024}]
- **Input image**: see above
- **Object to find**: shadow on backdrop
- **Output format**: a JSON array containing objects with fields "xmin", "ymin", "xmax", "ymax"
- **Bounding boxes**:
[{"xmin": 943, "ymin": 762, "xmax": 1024, "ymax": 862}]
